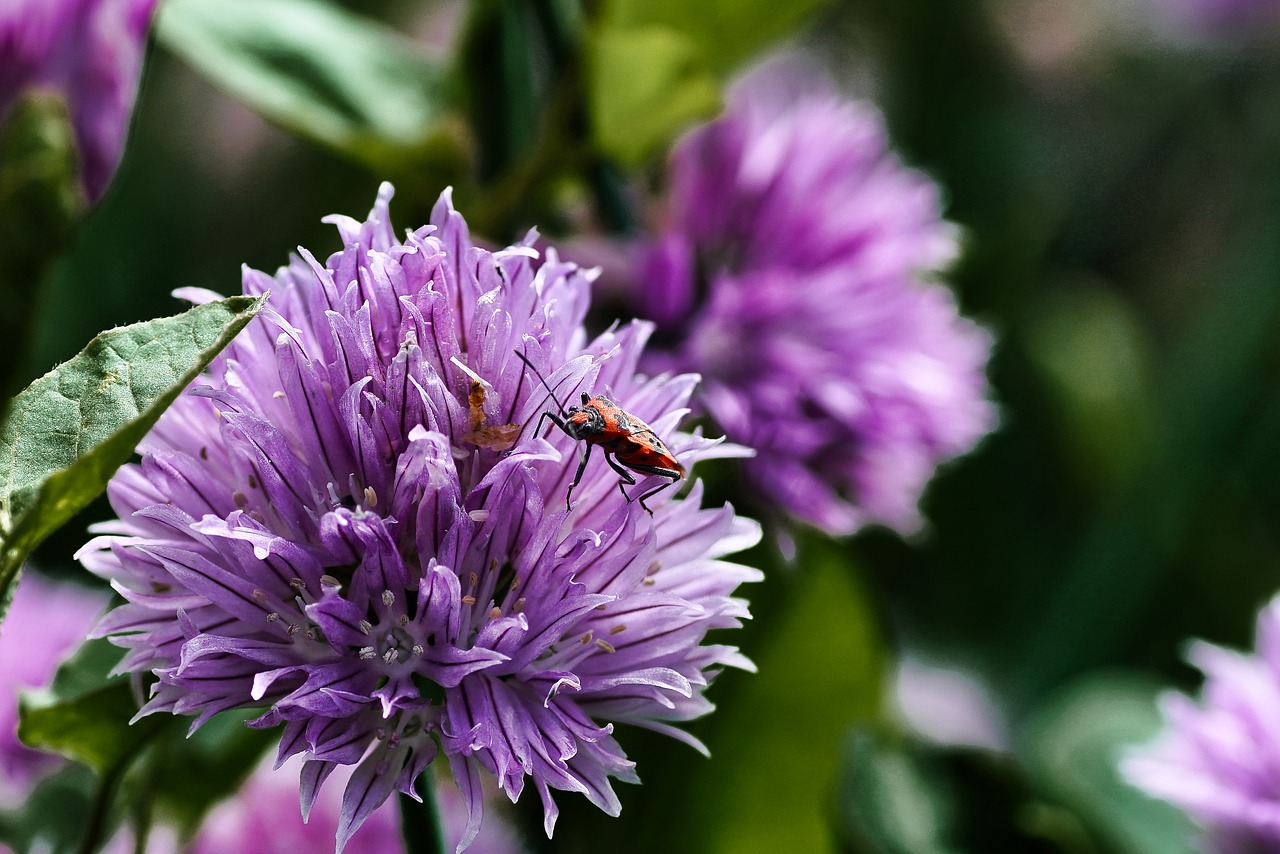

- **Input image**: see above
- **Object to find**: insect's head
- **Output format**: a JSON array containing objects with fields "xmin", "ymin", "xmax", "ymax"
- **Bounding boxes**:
[{"xmin": 566, "ymin": 404, "xmax": 604, "ymax": 436}]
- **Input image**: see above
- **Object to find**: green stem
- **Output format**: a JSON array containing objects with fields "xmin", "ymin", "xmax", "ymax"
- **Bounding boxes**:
[
  {"xmin": 0, "ymin": 92, "xmax": 86, "ymax": 408},
  {"xmin": 399, "ymin": 776, "xmax": 447, "ymax": 854},
  {"xmin": 76, "ymin": 754, "xmax": 129, "ymax": 854}
]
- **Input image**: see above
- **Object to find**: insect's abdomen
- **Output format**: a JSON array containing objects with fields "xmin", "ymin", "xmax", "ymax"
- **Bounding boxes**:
[{"xmin": 611, "ymin": 429, "xmax": 685, "ymax": 475}]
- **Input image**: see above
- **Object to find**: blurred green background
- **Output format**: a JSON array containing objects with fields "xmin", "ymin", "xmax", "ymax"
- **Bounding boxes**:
[{"xmin": 20, "ymin": 0, "xmax": 1280, "ymax": 851}]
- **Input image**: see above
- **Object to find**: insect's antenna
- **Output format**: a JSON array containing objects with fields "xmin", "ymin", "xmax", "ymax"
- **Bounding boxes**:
[{"xmin": 514, "ymin": 349, "xmax": 572, "ymax": 416}]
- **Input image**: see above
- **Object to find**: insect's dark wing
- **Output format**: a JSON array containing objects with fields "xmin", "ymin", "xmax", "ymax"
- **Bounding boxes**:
[{"xmin": 612, "ymin": 429, "xmax": 685, "ymax": 477}]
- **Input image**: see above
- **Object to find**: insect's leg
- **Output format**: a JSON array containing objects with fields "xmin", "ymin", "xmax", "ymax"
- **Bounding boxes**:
[
  {"xmin": 619, "ymin": 464, "xmax": 684, "ymax": 515},
  {"xmin": 566, "ymin": 443, "xmax": 593, "ymax": 510},
  {"xmin": 636, "ymin": 480, "xmax": 678, "ymax": 515},
  {"xmin": 534, "ymin": 411, "xmax": 569, "ymax": 439},
  {"xmin": 604, "ymin": 453, "xmax": 639, "ymax": 503}
]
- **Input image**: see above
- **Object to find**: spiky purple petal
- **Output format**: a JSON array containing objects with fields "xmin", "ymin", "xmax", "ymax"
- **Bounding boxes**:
[{"xmin": 82, "ymin": 184, "xmax": 759, "ymax": 849}]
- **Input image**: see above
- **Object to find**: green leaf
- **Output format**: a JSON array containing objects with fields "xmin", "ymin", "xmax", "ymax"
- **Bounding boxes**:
[
  {"xmin": 19, "ymin": 637, "xmax": 276, "ymax": 845},
  {"xmin": 137, "ymin": 710, "xmax": 276, "ymax": 835},
  {"xmin": 1020, "ymin": 673, "xmax": 1198, "ymax": 854},
  {"xmin": 0, "ymin": 294, "xmax": 265, "ymax": 620},
  {"xmin": 458, "ymin": 0, "xmax": 543, "ymax": 184},
  {"xmin": 18, "ymin": 637, "xmax": 277, "ymax": 839},
  {"xmin": 0, "ymin": 763, "xmax": 97, "ymax": 854},
  {"xmin": 18, "ymin": 639, "xmax": 162, "ymax": 774},
  {"xmin": 589, "ymin": 0, "xmax": 832, "ymax": 165},
  {"xmin": 690, "ymin": 543, "xmax": 884, "ymax": 854},
  {"xmin": 156, "ymin": 0, "xmax": 447, "ymax": 168},
  {"xmin": 590, "ymin": 27, "xmax": 720, "ymax": 166},
  {"xmin": 604, "ymin": 0, "xmax": 832, "ymax": 76}
]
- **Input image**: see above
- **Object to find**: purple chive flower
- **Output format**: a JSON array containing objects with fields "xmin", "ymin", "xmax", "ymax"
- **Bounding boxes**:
[
  {"xmin": 637, "ymin": 62, "xmax": 995, "ymax": 537},
  {"xmin": 0, "ymin": 0, "xmax": 159, "ymax": 201},
  {"xmin": 78, "ymin": 183, "xmax": 760, "ymax": 851},
  {"xmin": 1122, "ymin": 596, "xmax": 1280, "ymax": 852},
  {"xmin": 0, "ymin": 574, "xmax": 106, "ymax": 801}
]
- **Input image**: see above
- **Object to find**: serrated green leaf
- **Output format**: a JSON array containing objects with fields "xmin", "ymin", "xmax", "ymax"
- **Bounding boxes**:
[
  {"xmin": 18, "ymin": 638, "xmax": 161, "ymax": 774},
  {"xmin": 157, "ymin": 0, "xmax": 447, "ymax": 167},
  {"xmin": 589, "ymin": 0, "xmax": 832, "ymax": 165},
  {"xmin": 0, "ymin": 294, "xmax": 265, "ymax": 620}
]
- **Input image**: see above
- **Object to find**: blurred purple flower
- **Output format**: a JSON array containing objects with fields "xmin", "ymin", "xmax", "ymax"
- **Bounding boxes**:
[
  {"xmin": 1142, "ymin": 0, "xmax": 1280, "ymax": 36},
  {"xmin": 0, "ymin": 0, "xmax": 158, "ymax": 201},
  {"xmin": 185, "ymin": 757, "xmax": 525, "ymax": 854},
  {"xmin": 637, "ymin": 63, "xmax": 996, "ymax": 537},
  {"xmin": 0, "ymin": 574, "xmax": 105, "ymax": 800},
  {"xmin": 79, "ymin": 184, "xmax": 760, "ymax": 851},
  {"xmin": 892, "ymin": 656, "xmax": 1009, "ymax": 752},
  {"xmin": 1123, "ymin": 596, "xmax": 1280, "ymax": 852}
]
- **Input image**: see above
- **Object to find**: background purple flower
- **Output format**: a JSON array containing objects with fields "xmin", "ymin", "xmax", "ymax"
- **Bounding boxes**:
[
  {"xmin": 0, "ymin": 0, "xmax": 158, "ymax": 201},
  {"xmin": 637, "ymin": 61, "xmax": 996, "ymax": 538},
  {"xmin": 1122, "ymin": 595, "xmax": 1280, "ymax": 852},
  {"xmin": 183, "ymin": 757, "xmax": 526, "ymax": 854},
  {"xmin": 1139, "ymin": 0, "xmax": 1280, "ymax": 36},
  {"xmin": 79, "ymin": 183, "xmax": 760, "ymax": 850},
  {"xmin": 0, "ymin": 573, "xmax": 105, "ymax": 801}
]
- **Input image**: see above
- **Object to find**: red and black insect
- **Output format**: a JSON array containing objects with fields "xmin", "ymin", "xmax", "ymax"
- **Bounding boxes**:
[{"xmin": 514, "ymin": 350, "xmax": 685, "ymax": 514}]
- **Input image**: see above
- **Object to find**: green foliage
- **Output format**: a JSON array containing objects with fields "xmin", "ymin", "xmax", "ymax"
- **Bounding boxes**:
[
  {"xmin": 0, "ymin": 93, "xmax": 86, "ymax": 402},
  {"xmin": 19, "ymin": 635, "xmax": 277, "ymax": 847},
  {"xmin": 458, "ymin": 1, "xmax": 545, "ymax": 184},
  {"xmin": 689, "ymin": 545, "xmax": 884, "ymax": 854},
  {"xmin": 838, "ymin": 732, "xmax": 1098, "ymax": 854},
  {"xmin": 589, "ymin": 0, "xmax": 831, "ymax": 165},
  {"xmin": 18, "ymin": 640, "xmax": 159, "ymax": 775},
  {"xmin": 156, "ymin": 0, "xmax": 447, "ymax": 169},
  {"xmin": 0, "ymin": 294, "xmax": 265, "ymax": 622},
  {"xmin": 398, "ymin": 786, "xmax": 448, "ymax": 854},
  {"xmin": 590, "ymin": 27, "xmax": 719, "ymax": 166},
  {"xmin": 136, "ymin": 711, "xmax": 277, "ymax": 836},
  {"xmin": 1021, "ymin": 675, "xmax": 1198, "ymax": 854},
  {"xmin": 1024, "ymin": 285, "xmax": 1155, "ymax": 498},
  {"xmin": 0, "ymin": 764, "xmax": 97, "ymax": 854}
]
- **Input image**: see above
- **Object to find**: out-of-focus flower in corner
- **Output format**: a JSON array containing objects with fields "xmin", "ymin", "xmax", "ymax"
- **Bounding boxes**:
[
  {"xmin": 1122, "ymin": 596, "xmax": 1280, "ymax": 852},
  {"xmin": 892, "ymin": 656, "xmax": 1010, "ymax": 752},
  {"xmin": 0, "ymin": 0, "xmax": 159, "ymax": 201},
  {"xmin": 185, "ymin": 756, "xmax": 526, "ymax": 854},
  {"xmin": 635, "ymin": 60, "xmax": 996, "ymax": 540},
  {"xmin": 1138, "ymin": 0, "xmax": 1280, "ymax": 38},
  {"xmin": 0, "ymin": 573, "xmax": 106, "ymax": 802},
  {"xmin": 79, "ymin": 183, "xmax": 761, "ymax": 851}
]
